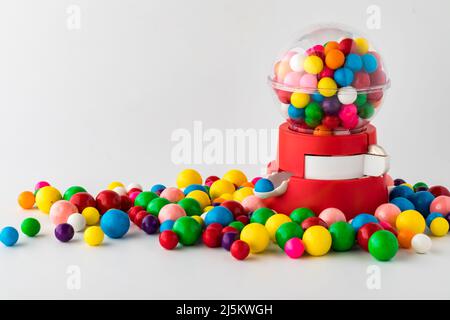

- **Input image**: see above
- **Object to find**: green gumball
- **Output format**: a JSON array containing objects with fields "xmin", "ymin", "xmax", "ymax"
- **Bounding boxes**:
[
  {"xmin": 368, "ymin": 230, "xmax": 399, "ymax": 261},
  {"xmin": 134, "ymin": 191, "xmax": 158, "ymax": 208},
  {"xmin": 275, "ymin": 222, "xmax": 304, "ymax": 249},
  {"xmin": 228, "ymin": 221, "xmax": 245, "ymax": 232},
  {"xmin": 147, "ymin": 197, "xmax": 171, "ymax": 216},
  {"xmin": 290, "ymin": 208, "xmax": 315, "ymax": 225},
  {"xmin": 63, "ymin": 186, "xmax": 87, "ymax": 201},
  {"xmin": 173, "ymin": 216, "xmax": 202, "ymax": 246},
  {"xmin": 178, "ymin": 198, "xmax": 202, "ymax": 216},
  {"xmin": 250, "ymin": 208, "xmax": 275, "ymax": 225},
  {"xmin": 329, "ymin": 221, "xmax": 355, "ymax": 252},
  {"xmin": 21, "ymin": 218, "xmax": 41, "ymax": 237}
]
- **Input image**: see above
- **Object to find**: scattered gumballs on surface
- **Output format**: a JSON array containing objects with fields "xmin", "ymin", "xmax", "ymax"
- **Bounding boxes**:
[
  {"xmin": 0, "ymin": 226, "xmax": 19, "ymax": 247},
  {"xmin": 84, "ymin": 226, "xmax": 104, "ymax": 246},
  {"xmin": 411, "ymin": 233, "xmax": 432, "ymax": 254},
  {"xmin": 284, "ymin": 237, "xmax": 305, "ymax": 259},
  {"xmin": 318, "ymin": 208, "xmax": 346, "ymax": 225},
  {"xmin": 302, "ymin": 226, "xmax": 332, "ymax": 257},
  {"xmin": 63, "ymin": 186, "xmax": 87, "ymax": 201},
  {"xmin": 54, "ymin": 223, "xmax": 75, "ymax": 243},
  {"xmin": 141, "ymin": 215, "xmax": 160, "ymax": 235},
  {"xmin": 172, "ymin": 216, "xmax": 202, "ymax": 246},
  {"xmin": 21, "ymin": 218, "xmax": 41, "ymax": 237},
  {"xmin": 70, "ymin": 192, "xmax": 96, "ymax": 213},
  {"xmin": 100, "ymin": 209, "xmax": 130, "ymax": 239},
  {"xmin": 159, "ymin": 230, "xmax": 179, "ymax": 250},
  {"xmin": 49, "ymin": 200, "xmax": 78, "ymax": 225},
  {"xmin": 18, "ymin": 191, "xmax": 35, "ymax": 209},
  {"xmin": 67, "ymin": 213, "xmax": 86, "ymax": 232},
  {"xmin": 240, "ymin": 223, "xmax": 270, "ymax": 253},
  {"xmin": 159, "ymin": 204, "xmax": 186, "ymax": 224},
  {"xmin": 230, "ymin": 240, "xmax": 250, "ymax": 260},
  {"xmin": 329, "ymin": 221, "xmax": 355, "ymax": 252},
  {"xmin": 35, "ymin": 186, "xmax": 62, "ymax": 214},
  {"xmin": 265, "ymin": 214, "xmax": 292, "ymax": 241},
  {"xmin": 368, "ymin": 230, "xmax": 398, "ymax": 261},
  {"xmin": 82, "ymin": 207, "xmax": 100, "ymax": 225}
]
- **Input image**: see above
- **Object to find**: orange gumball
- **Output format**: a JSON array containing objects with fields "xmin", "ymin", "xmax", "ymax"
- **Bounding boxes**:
[
  {"xmin": 18, "ymin": 191, "xmax": 35, "ymax": 209},
  {"xmin": 397, "ymin": 229, "xmax": 415, "ymax": 249},
  {"xmin": 313, "ymin": 125, "xmax": 332, "ymax": 136},
  {"xmin": 241, "ymin": 182, "xmax": 254, "ymax": 188},
  {"xmin": 325, "ymin": 49, "xmax": 345, "ymax": 70},
  {"xmin": 324, "ymin": 41, "xmax": 339, "ymax": 55}
]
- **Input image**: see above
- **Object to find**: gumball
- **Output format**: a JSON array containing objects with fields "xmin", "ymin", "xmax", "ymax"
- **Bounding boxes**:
[
  {"xmin": 208, "ymin": 222, "xmax": 224, "ymax": 233},
  {"xmin": 368, "ymin": 230, "xmax": 398, "ymax": 261},
  {"xmin": 202, "ymin": 227, "xmax": 222, "ymax": 248},
  {"xmin": 396, "ymin": 210, "xmax": 426, "ymax": 234},
  {"xmin": 107, "ymin": 181, "xmax": 124, "ymax": 190},
  {"xmin": 318, "ymin": 208, "xmax": 346, "ymax": 225},
  {"xmin": 158, "ymin": 204, "xmax": 186, "ymax": 223},
  {"xmin": 250, "ymin": 208, "xmax": 275, "ymax": 225},
  {"xmin": 141, "ymin": 215, "xmax": 160, "ymax": 234},
  {"xmin": 357, "ymin": 222, "xmax": 383, "ymax": 251},
  {"xmin": 222, "ymin": 232, "xmax": 239, "ymax": 251},
  {"xmin": 63, "ymin": 186, "xmax": 87, "ymax": 201},
  {"xmin": 186, "ymin": 190, "xmax": 211, "ymax": 209},
  {"xmin": 379, "ymin": 221, "xmax": 398, "ymax": 237},
  {"xmin": 284, "ymin": 238, "xmax": 305, "ymax": 259},
  {"xmin": 159, "ymin": 230, "xmax": 178, "ymax": 250},
  {"xmin": 229, "ymin": 221, "xmax": 245, "ymax": 233},
  {"xmin": 173, "ymin": 216, "xmax": 202, "ymax": 246},
  {"xmin": 84, "ymin": 226, "xmax": 104, "ymax": 246},
  {"xmin": 318, "ymin": 77, "xmax": 337, "ymax": 97},
  {"xmin": 221, "ymin": 200, "xmax": 245, "ymax": 218},
  {"xmin": 394, "ymin": 178, "xmax": 406, "ymax": 186},
  {"xmin": 241, "ymin": 195, "xmax": 264, "ymax": 213},
  {"xmin": 176, "ymin": 169, "xmax": 202, "ymax": 188},
  {"xmin": 96, "ymin": 190, "xmax": 121, "ymax": 214},
  {"xmin": 411, "ymin": 234, "xmax": 432, "ymax": 254},
  {"xmin": 175, "ymin": 198, "xmax": 200, "ymax": 216},
  {"xmin": 192, "ymin": 215, "xmax": 204, "ymax": 227},
  {"xmin": 49, "ymin": 200, "xmax": 78, "ymax": 225},
  {"xmin": 290, "ymin": 208, "xmax": 315, "ymax": 225},
  {"xmin": 299, "ymin": 73, "xmax": 317, "ymax": 88},
  {"xmin": 301, "ymin": 217, "xmax": 328, "ymax": 230},
  {"xmin": 283, "ymin": 71, "xmax": 303, "ymax": 87},
  {"xmin": 21, "ymin": 218, "xmax": 41, "ymax": 237},
  {"xmin": 338, "ymin": 38, "xmax": 354, "ymax": 55},
  {"xmin": 276, "ymin": 89, "xmax": 292, "ymax": 104},
  {"xmin": 344, "ymin": 53, "xmax": 362, "ymax": 71},
  {"xmin": 334, "ymin": 67, "xmax": 354, "ymax": 87},
  {"xmin": 397, "ymin": 229, "xmax": 414, "ymax": 249},
  {"xmin": 236, "ymin": 215, "xmax": 250, "ymax": 225},
  {"xmin": 290, "ymin": 92, "xmax": 310, "ymax": 108},
  {"xmin": 113, "ymin": 187, "xmax": 127, "ymax": 197},
  {"xmin": 134, "ymin": 210, "xmax": 149, "ymax": 228},
  {"xmin": 265, "ymin": 214, "xmax": 292, "ymax": 241},
  {"xmin": 232, "ymin": 187, "xmax": 254, "ymax": 202},
  {"xmin": 351, "ymin": 214, "xmax": 378, "ymax": 232},
  {"xmin": 127, "ymin": 205, "xmax": 144, "ymax": 222},
  {"xmin": 354, "ymin": 38, "xmax": 369, "ymax": 54},
  {"xmin": 319, "ymin": 66, "xmax": 334, "ymax": 79},
  {"xmin": 120, "ymin": 195, "xmax": 133, "ymax": 212},
  {"xmin": 322, "ymin": 116, "xmax": 340, "ymax": 129},
  {"xmin": 338, "ymin": 104, "xmax": 357, "ymax": 122},
  {"xmin": 329, "ymin": 221, "xmax": 355, "ymax": 252},
  {"xmin": 160, "ymin": 219, "xmax": 175, "ymax": 232},
  {"xmin": 430, "ymin": 217, "xmax": 449, "ymax": 237},
  {"xmin": 69, "ymin": 192, "xmax": 95, "ymax": 214},
  {"xmin": 67, "ymin": 213, "xmax": 86, "ymax": 232},
  {"xmin": 35, "ymin": 181, "xmax": 50, "ymax": 192},
  {"xmin": 302, "ymin": 226, "xmax": 332, "ymax": 257},
  {"xmin": 54, "ymin": 223, "xmax": 74, "ymax": 242},
  {"xmin": 82, "ymin": 207, "xmax": 100, "ymax": 225},
  {"xmin": 240, "ymin": 223, "xmax": 270, "ymax": 253},
  {"xmin": 100, "ymin": 209, "xmax": 130, "ymax": 239},
  {"xmin": 429, "ymin": 196, "xmax": 450, "ymax": 215},
  {"xmin": 134, "ymin": 191, "xmax": 159, "ymax": 208},
  {"xmin": 230, "ymin": 240, "xmax": 250, "ymax": 260},
  {"xmin": 321, "ymin": 97, "xmax": 340, "ymax": 115},
  {"xmin": 337, "ymin": 86, "xmax": 357, "ymax": 105},
  {"xmin": 183, "ymin": 184, "xmax": 207, "ymax": 195},
  {"xmin": 352, "ymin": 72, "xmax": 370, "ymax": 89},
  {"xmin": 18, "ymin": 191, "xmax": 35, "ymax": 209},
  {"xmin": 254, "ymin": 179, "xmax": 274, "ymax": 193},
  {"xmin": 126, "ymin": 183, "xmax": 143, "ymax": 192},
  {"xmin": 374, "ymin": 203, "xmax": 401, "ymax": 227},
  {"xmin": 35, "ymin": 186, "xmax": 62, "ymax": 214},
  {"xmin": 288, "ymin": 105, "xmax": 305, "ymax": 121},
  {"xmin": 209, "ymin": 180, "xmax": 236, "ymax": 200},
  {"xmin": 205, "ymin": 206, "xmax": 234, "ymax": 227},
  {"xmin": 361, "ymin": 53, "xmax": 378, "ymax": 73},
  {"xmin": 370, "ymin": 69, "xmax": 386, "ymax": 86},
  {"xmin": 428, "ymin": 186, "xmax": 450, "ymax": 197},
  {"xmin": 426, "ymin": 212, "xmax": 444, "ymax": 227},
  {"xmin": 354, "ymin": 93, "xmax": 367, "ymax": 107},
  {"xmin": 222, "ymin": 226, "xmax": 238, "ymax": 235},
  {"xmin": 407, "ymin": 191, "xmax": 435, "ymax": 217},
  {"xmin": 289, "ymin": 53, "xmax": 306, "ymax": 72},
  {"xmin": 325, "ymin": 49, "xmax": 345, "ymax": 70},
  {"xmin": 303, "ymin": 55, "xmax": 323, "ymax": 74},
  {"xmin": 150, "ymin": 184, "xmax": 166, "ymax": 194},
  {"xmin": 390, "ymin": 197, "xmax": 415, "ymax": 212},
  {"xmin": 275, "ymin": 222, "xmax": 304, "ymax": 249},
  {"xmin": 0, "ymin": 227, "xmax": 19, "ymax": 247},
  {"xmin": 413, "ymin": 182, "xmax": 428, "ymax": 192},
  {"xmin": 128, "ymin": 191, "xmax": 141, "ymax": 202}
]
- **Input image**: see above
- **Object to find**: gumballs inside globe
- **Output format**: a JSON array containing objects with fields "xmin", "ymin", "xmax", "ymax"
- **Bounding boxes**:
[{"xmin": 269, "ymin": 24, "xmax": 390, "ymax": 134}]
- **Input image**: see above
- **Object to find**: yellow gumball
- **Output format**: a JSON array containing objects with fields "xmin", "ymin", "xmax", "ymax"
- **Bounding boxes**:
[
  {"xmin": 430, "ymin": 217, "xmax": 449, "ymax": 237},
  {"xmin": 401, "ymin": 183, "xmax": 414, "ymax": 191},
  {"xmin": 240, "ymin": 223, "xmax": 270, "ymax": 253},
  {"xmin": 290, "ymin": 92, "xmax": 310, "ymax": 108},
  {"xmin": 84, "ymin": 226, "xmax": 104, "ymax": 246},
  {"xmin": 354, "ymin": 37, "xmax": 369, "ymax": 54},
  {"xmin": 186, "ymin": 190, "xmax": 211, "ymax": 209},
  {"xmin": 265, "ymin": 214, "xmax": 291, "ymax": 241},
  {"xmin": 191, "ymin": 215, "xmax": 204, "ymax": 226},
  {"xmin": 233, "ymin": 187, "xmax": 254, "ymax": 203},
  {"xmin": 82, "ymin": 207, "xmax": 100, "ymax": 225},
  {"xmin": 209, "ymin": 179, "xmax": 235, "ymax": 200},
  {"xmin": 35, "ymin": 186, "xmax": 62, "ymax": 214},
  {"xmin": 203, "ymin": 206, "xmax": 214, "ymax": 213},
  {"xmin": 302, "ymin": 226, "xmax": 332, "ymax": 256},
  {"xmin": 318, "ymin": 77, "xmax": 337, "ymax": 97},
  {"xmin": 176, "ymin": 169, "xmax": 202, "ymax": 188},
  {"xmin": 223, "ymin": 169, "xmax": 247, "ymax": 187},
  {"xmin": 303, "ymin": 55, "xmax": 324, "ymax": 74},
  {"xmin": 396, "ymin": 210, "xmax": 426, "ymax": 234},
  {"xmin": 107, "ymin": 181, "xmax": 124, "ymax": 190}
]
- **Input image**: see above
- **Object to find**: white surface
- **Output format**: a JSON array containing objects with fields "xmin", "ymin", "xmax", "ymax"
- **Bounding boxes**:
[{"xmin": 0, "ymin": 0, "xmax": 449, "ymax": 299}]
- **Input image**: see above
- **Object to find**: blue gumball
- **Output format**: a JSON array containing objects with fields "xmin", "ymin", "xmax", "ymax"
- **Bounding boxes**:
[
  {"xmin": 160, "ymin": 219, "xmax": 175, "ymax": 232},
  {"xmin": 344, "ymin": 53, "xmax": 363, "ymax": 72},
  {"xmin": 351, "ymin": 214, "xmax": 378, "ymax": 232},
  {"xmin": 389, "ymin": 185, "xmax": 414, "ymax": 201},
  {"xmin": 390, "ymin": 197, "xmax": 415, "ymax": 212},
  {"xmin": 334, "ymin": 67, "xmax": 354, "ymax": 87},
  {"xmin": 151, "ymin": 184, "xmax": 166, "ymax": 194},
  {"xmin": 288, "ymin": 104, "xmax": 305, "ymax": 121},
  {"xmin": 100, "ymin": 209, "xmax": 130, "ymax": 239},
  {"xmin": 312, "ymin": 92, "xmax": 325, "ymax": 102},
  {"xmin": 0, "ymin": 226, "xmax": 19, "ymax": 247},
  {"xmin": 362, "ymin": 53, "xmax": 378, "ymax": 73},
  {"xmin": 426, "ymin": 212, "xmax": 444, "ymax": 227},
  {"xmin": 407, "ymin": 191, "xmax": 435, "ymax": 218},
  {"xmin": 183, "ymin": 184, "xmax": 207, "ymax": 195},
  {"xmin": 204, "ymin": 206, "xmax": 234, "ymax": 227},
  {"xmin": 254, "ymin": 178, "xmax": 275, "ymax": 193}
]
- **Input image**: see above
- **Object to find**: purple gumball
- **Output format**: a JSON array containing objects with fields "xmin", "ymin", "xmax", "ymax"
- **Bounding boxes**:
[
  {"xmin": 142, "ymin": 215, "xmax": 160, "ymax": 235},
  {"xmin": 322, "ymin": 97, "xmax": 341, "ymax": 115},
  {"xmin": 221, "ymin": 232, "xmax": 239, "ymax": 251},
  {"xmin": 55, "ymin": 223, "xmax": 74, "ymax": 242}
]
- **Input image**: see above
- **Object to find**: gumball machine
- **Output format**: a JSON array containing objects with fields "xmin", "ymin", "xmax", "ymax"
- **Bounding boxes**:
[{"xmin": 259, "ymin": 24, "xmax": 391, "ymax": 220}]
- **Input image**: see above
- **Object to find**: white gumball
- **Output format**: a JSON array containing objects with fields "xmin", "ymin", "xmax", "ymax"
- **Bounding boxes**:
[
  {"xmin": 113, "ymin": 186, "xmax": 127, "ymax": 196},
  {"xmin": 280, "ymin": 103, "xmax": 289, "ymax": 119},
  {"xmin": 411, "ymin": 234, "xmax": 432, "ymax": 254},
  {"xmin": 337, "ymin": 86, "xmax": 357, "ymax": 105},
  {"xmin": 126, "ymin": 183, "xmax": 142, "ymax": 192},
  {"xmin": 67, "ymin": 213, "xmax": 87, "ymax": 232},
  {"xmin": 289, "ymin": 53, "xmax": 306, "ymax": 72}
]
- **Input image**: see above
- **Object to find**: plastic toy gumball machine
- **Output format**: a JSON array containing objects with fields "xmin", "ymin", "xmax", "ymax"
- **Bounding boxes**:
[{"xmin": 257, "ymin": 24, "xmax": 391, "ymax": 221}]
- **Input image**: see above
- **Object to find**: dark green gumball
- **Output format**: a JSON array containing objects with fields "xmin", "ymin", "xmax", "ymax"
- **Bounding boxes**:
[
  {"xmin": 178, "ymin": 198, "xmax": 202, "ymax": 216},
  {"xmin": 173, "ymin": 216, "xmax": 202, "ymax": 246},
  {"xmin": 329, "ymin": 221, "xmax": 355, "ymax": 252},
  {"xmin": 250, "ymin": 208, "xmax": 275, "ymax": 225},
  {"xmin": 275, "ymin": 222, "xmax": 304, "ymax": 249},
  {"xmin": 290, "ymin": 208, "xmax": 315, "ymax": 225}
]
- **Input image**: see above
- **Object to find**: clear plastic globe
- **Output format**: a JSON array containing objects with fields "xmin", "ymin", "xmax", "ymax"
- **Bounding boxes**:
[{"xmin": 269, "ymin": 24, "xmax": 390, "ymax": 134}]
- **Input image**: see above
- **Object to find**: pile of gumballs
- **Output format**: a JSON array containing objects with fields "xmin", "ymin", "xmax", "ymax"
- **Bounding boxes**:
[
  {"xmin": 271, "ymin": 37, "xmax": 388, "ymax": 134},
  {"xmin": 4, "ymin": 170, "xmax": 450, "ymax": 262}
]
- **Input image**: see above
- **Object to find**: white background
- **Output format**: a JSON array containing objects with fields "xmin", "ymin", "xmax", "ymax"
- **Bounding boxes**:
[{"xmin": 0, "ymin": 0, "xmax": 449, "ymax": 299}]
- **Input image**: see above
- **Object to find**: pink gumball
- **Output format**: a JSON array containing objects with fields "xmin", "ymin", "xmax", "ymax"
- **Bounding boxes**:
[
  {"xmin": 160, "ymin": 187, "xmax": 185, "ymax": 202},
  {"xmin": 342, "ymin": 115, "xmax": 359, "ymax": 129},
  {"xmin": 284, "ymin": 238, "xmax": 305, "ymax": 259},
  {"xmin": 318, "ymin": 208, "xmax": 346, "ymax": 225},
  {"xmin": 129, "ymin": 191, "xmax": 141, "ymax": 202},
  {"xmin": 384, "ymin": 174, "xmax": 394, "ymax": 187},
  {"xmin": 299, "ymin": 73, "xmax": 317, "ymax": 88},
  {"xmin": 35, "ymin": 181, "xmax": 50, "ymax": 191},
  {"xmin": 49, "ymin": 200, "xmax": 78, "ymax": 225},
  {"xmin": 374, "ymin": 203, "xmax": 400, "ymax": 227},
  {"xmin": 339, "ymin": 104, "xmax": 357, "ymax": 121},
  {"xmin": 241, "ymin": 195, "xmax": 264, "ymax": 213},
  {"xmin": 283, "ymin": 72, "xmax": 303, "ymax": 87},
  {"xmin": 158, "ymin": 204, "xmax": 186, "ymax": 223},
  {"xmin": 430, "ymin": 196, "xmax": 450, "ymax": 215}
]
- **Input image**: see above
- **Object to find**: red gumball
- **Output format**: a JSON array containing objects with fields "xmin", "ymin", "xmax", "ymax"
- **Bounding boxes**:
[
  {"xmin": 276, "ymin": 89, "xmax": 292, "ymax": 104},
  {"xmin": 236, "ymin": 215, "xmax": 249, "ymax": 225},
  {"xmin": 230, "ymin": 240, "xmax": 250, "ymax": 260},
  {"xmin": 207, "ymin": 222, "xmax": 223, "ymax": 233},
  {"xmin": 322, "ymin": 116, "xmax": 341, "ymax": 129},
  {"xmin": 221, "ymin": 200, "xmax": 246, "ymax": 218},
  {"xmin": 379, "ymin": 220, "xmax": 398, "ymax": 237},
  {"xmin": 120, "ymin": 195, "xmax": 133, "ymax": 212},
  {"xmin": 127, "ymin": 188, "xmax": 142, "ymax": 196},
  {"xmin": 357, "ymin": 222, "xmax": 383, "ymax": 251},
  {"xmin": 352, "ymin": 72, "xmax": 371, "ymax": 89},
  {"xmin": 159, "ymin": 230, "xmax": 179, "ymax": 250},
  {"xmin": 301, "ymin": 217, "xmax": 328, "ymax": 230},
  {"xmin": 135, "ymin": 210, "xmax": 149, "ymax": 228},
  {"xmin": 319, "ymin": 66, "xmax": 334, "ymax": 80},
  {"xmin": 429, "ymin": 186, "xmax": 450, "ymax": 197},
  {"xmin": 70, "ymin": 192, "xmax": 96, "ymax": 212},
  {"xmin": 306, "ymin": 45, "xmax": 325, "ymax": 60},
  {"xmin": 96, "ymin": 190, "xmax": 121, "ymax": 214},
  {"xmin": 368, "ymin": 90, "xmax": 383, "ymax": 103},
  {"xmin": 127, "ymin": 206, "xmax": 144, "ymax": 223},
  {"xmin": 205, "ymin": 176, "xmax": 220, "ymax": 187},
  {"xmin": 222, "ymin": 226, "xmax": 239, "ymax": 235},
  {"xmin": 202, "ymin": 228, "xmax": 222, "ymax": 248},
  {"xmin": 339, "ymin": 38, "xmax": 355, "ymax": 55},
  {"xmin": 370, "ymin": 69, "xmax": 387, "ymax": 86}
]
